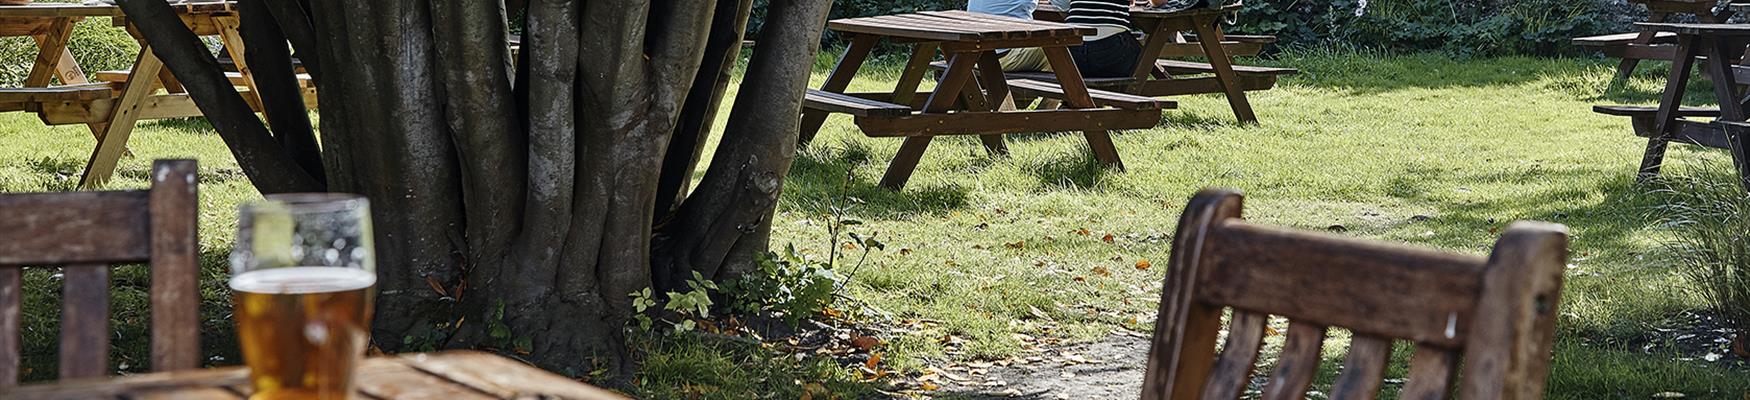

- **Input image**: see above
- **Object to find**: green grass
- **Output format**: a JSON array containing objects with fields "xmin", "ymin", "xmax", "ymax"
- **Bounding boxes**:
[{"xmin": 2, "ymin": 44, "xmax": 1746, "ymax": 397}]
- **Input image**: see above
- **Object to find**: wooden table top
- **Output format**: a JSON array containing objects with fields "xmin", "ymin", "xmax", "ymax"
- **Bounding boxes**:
[
  {"xmin": 1035, "ymin": 2, "xmax": 1240, "ymax": 18},
  {"xmin": 2, "ymin": 351, "xmax": 629, "ymax": 400},
  {"xmin": 1637, "ymin": 22, "xmax": 1750, "ymax": 35},
  {"xmin": 828, "ymin": 10, "xmax": 1092, "ymax": 43},
  {"xmin": 0, "ymin": 1, "xmax": 236, "ymax": 18}
]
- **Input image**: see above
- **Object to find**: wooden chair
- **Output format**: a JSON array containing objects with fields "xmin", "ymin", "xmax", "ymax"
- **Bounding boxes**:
[
  {"xmin": 1141, "ymin": 189, "xmax": 1569, "ymax": 400},
  {"xmin": 0, "ymin": 160, "xmax": 199, "ymax": 386}
]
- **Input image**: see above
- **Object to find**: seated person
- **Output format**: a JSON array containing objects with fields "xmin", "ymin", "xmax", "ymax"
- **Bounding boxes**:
[{"xmin": 968, "ymin": 0, "xmax": 1170, "ymax": 78}]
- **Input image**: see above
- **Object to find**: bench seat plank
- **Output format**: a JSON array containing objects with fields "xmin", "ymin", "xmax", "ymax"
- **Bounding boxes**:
[
  {"xmin": 1572, "ymin": 31, "xmax": 1678, "ymax": 46},
  {"xmin": 803, "ymin": 89, "xmax": 911, "ymax": 117},
  {"xmin": 0, "ymin": 83, "xmax": 117, "ymax": 103},
  {"xmin": 1007, "ymin": 78, "xmax": 1171, "ymax": 110},
  {"xmin": 1155, "ymin": 59, "xmax": 1298, "ymax": 76}
]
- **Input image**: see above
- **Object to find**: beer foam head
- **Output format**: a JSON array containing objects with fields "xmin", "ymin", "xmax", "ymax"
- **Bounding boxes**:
[{"xmin": 230, "ymin": 267, "xmax": 377, "ymax": 294}]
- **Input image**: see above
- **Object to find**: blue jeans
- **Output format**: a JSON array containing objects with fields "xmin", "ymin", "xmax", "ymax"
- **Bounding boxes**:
[{"xmin": 1070, "ymin": 34, "xmax": 1141, "ymax": 79}]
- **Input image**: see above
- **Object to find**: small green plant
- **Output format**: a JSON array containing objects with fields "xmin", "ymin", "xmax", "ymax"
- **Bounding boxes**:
[
  {"xmin": 631, "ymin": 271, "xmax": 719, "ymax": 333},
  {"xmin": 1657, "ymin": 168, "xmax": 1750, "ymax": 343},
  {"xmin": 723, "ymin": 169, "xmax": 884, "ymax": 326}
]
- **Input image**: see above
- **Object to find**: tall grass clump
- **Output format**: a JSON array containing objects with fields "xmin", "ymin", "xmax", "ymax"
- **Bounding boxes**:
[{"xmin": 1658, "ymin": 166, "xmax": 1750, "ymax": 345}]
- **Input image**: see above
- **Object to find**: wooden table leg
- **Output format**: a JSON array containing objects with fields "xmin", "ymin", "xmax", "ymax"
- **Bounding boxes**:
[
  {"xmin": 1614, "ymin": 12, "xmax": 1668, "ymax": 81},
  {"xmin": 1127, "ymin": 22, "xmax": 1174, "ymax": 94},
  {"xmin": 892, "ymin": 42, "xmax": 938, "ymax": 106},
  {"xmin": 1042, "ymin": 47, "xmax": 1124, "ymax": 170},
  {"xmin": 214, "ymin": 16, "xmax": 266, "ymax": 115},
  {"xmin": 799, "ymin": 35, "xmax": 878, "ymax": 145},
  {"xmin": 880, "ymin": 51, "xmax": 978, "ymax": 190},
  {"xmin": 80, "ymin": 48, "xmax": 165, "ymax": 189},
  {"xmin": 1633, "ymin": 117, "xmax": 1668, "ymax": 183},
  {"xmin": 25, "ymin": 18, "xmax": 77, "ymax": 87},
  {"xmin": 1654, "ymin": 34, "xmax": 1698, "ymax": 136},
  {"xmin": 1191, "ymin": 14, "xmax": 1256, "ymax": 124},
  {"xmin": 1702, "ymin": 36, "xmax": 1750, "ymax": 190},
  {"xmin": 974, "ymin": 51, "xmax": 1011, "ymax": 156}
]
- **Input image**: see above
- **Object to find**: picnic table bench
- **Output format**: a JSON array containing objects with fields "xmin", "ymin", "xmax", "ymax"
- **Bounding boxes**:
[
  {"xmin": 1032, "ymin": 2, "xmax": 1297, "ymax": 123},
  {"xmin": 1573, "ymin": 0, "xmax": 1745, "ymax": 81},
  {"xmin": 1595, "ymin": 22, "xmax": 1750, "ymax": 190},
  {"xmin": 800, "ymin": 11, "xmax": 1172, "ymax": 190},
  {"xmin": 0, "ymin": 1, "xmax": 313, "ymax": 189}
]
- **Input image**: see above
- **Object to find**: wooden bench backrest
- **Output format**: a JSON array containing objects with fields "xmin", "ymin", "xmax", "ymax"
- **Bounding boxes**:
[
  {"xmin": 1140, "ymin": 189, "xmax": 1568, "ymax": 400},
  {"xmin": 0, "ymin": 160, "xmax": 199, "ymax": 386}
]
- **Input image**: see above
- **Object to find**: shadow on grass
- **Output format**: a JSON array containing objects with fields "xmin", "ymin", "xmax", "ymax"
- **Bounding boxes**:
[
  {"xmin": 1019, "ymin": 147, "xmax": 1109, "ymax": 190},
  {"xmin": 784, "ymin": 141, "xmax": 971, "ymax": 219}
]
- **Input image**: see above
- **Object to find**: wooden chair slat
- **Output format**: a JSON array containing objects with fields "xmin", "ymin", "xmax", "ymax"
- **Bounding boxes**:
[
  {"xmin": 1401, "ymin": 343, "xmax": 1460, "ymax": 400},
  {"xmin": 1259, "ymin": 322, "xmax": 1326, "ymax": 400},
  {"xmin": 0, "ymin": 160, "xmax": 200, "ymax": 384},
  {"xmin": 59, "ymin": 264, "xmax": 110, "ymax": 380},
  {"xmin": 1458, "ymin": 223, "xmax": 1568, "ymax": 399},
  {"xmin": 0, "ymin": 267, "xmax": 19, "ymax": 387},
  {"xmin": 0, "ymin": 191, "xmax": 151, "ymax": 265},
  {"xmin": 1328, "ymin": 335, "xmax": 1393, "ymax": 400},
  {"xmin": 1200, "ymin": 221, "xmax": 1486, "ymax": 348},
  {"xmin": 148, "ymin": 160, "xmax": 200, "ymax": 371},
  {"xmin": 1197, "ymin": 310, "xmax": 1265, "ymax": 400},
  {"xmin": 1140, "ymin": 189, "xmax": 1567, "ymax": 400}
]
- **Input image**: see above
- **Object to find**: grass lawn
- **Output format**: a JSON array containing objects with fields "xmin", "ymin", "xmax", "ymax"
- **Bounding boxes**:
[{"xmin": 2, "ymin": 48, "xmax": 1746, "ymax": 398}]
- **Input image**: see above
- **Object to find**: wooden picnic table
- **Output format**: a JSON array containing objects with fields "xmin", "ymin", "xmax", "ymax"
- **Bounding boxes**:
[
  {"xmin": 1633, "ymin": 22, "xmax": 1750, "ymax": 189},
  {"xmin": 800, "ymin": 11, "xmax": 1171, "ymax": 190},
  {"xmin": 0, "ymin": 1, "xmax": 313, "ymax": 189},
  {"xmin": 1573, "ymin": 0, "xmax": 1745, "ymax": 81},
  {"xmin": 2, "ymin": 350, "xmax": 628, "ymax": 400},
  {"xmin": 1033, "ymin": 2, "xmax": 1296, "ymax": 123}
]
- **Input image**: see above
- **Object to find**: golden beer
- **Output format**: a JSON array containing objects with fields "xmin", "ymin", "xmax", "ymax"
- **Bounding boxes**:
[{"xmin": 231, "ymin": 267, "xmax": 376, "ymax": 400}]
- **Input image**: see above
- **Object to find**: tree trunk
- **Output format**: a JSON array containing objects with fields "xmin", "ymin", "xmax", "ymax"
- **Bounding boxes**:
[{"xmin": 120, "ymin": 0, "xmax": 835, "ymax": 381}]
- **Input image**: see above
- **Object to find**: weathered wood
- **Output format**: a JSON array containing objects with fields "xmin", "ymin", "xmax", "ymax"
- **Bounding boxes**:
[
  {"xmin": 1139, "ymin": 189, "xmax": 1241, "ymax": 400},
  {"xmin": 0, "ymin": 84, "xmax": 114, "ymax": 103},
  {"xmin": 1006, "ymin": 78, "xmax": 1167, "ymax": 110},
  {"xmin": 80, "ymin": 46, "xmax": 164, "ymax": 189},
  {"xmin": 878, "ymin": 50, "xmax": 976, "ymax": 189},
  {"xmin": 1197, "ymin": 310, "xmax": 1265, "ymax": 400},
  {"xmin": 147, "ymin": 160, "xmax": 199, "ymax": 372},
  {"xmin": 1189, "ymin": 16, "xmax": 1255, "ymax": 123},
  {"xmin": 0, "ymin": 3, "xmax": 123, "ymax": 18},
  {"xmin": 0, "ymin": 160, "xmax": 199, "ymax": 384},
  {"xmin": 1459, "ymin": 222, "xmax": 1569, "ymax": 399},
  {"xmin": 1401, "ymin": 344, "xmax": 1460, "ymax": 400},
  {"xmin": 1260, "ymin": 322, "xmax": 1326, "ymax": 400},
  {"xmin": 1139, "ymin": 190, "xmax": 1568, "ymax": 400},
  {"xmin": 1329, "ymin": 335, "xmax": 1394, "ymax": 400},
  {"xmin": 25, "ymin": 17, "xmax": 76, "ymax": 87},
  {"xmin": 1041, "ymin": 46, "xmax": 1124, "ymax": 169},
  {"xmin": 855, "ymin": 107, "xmax": 1161, "ymax": 137},
  {"xmin": 973, "ymin": 51, "xmax": 1011, "ymax": 156},
  {"xmin": 1200, "ymin": 221, "xmax": 1487, "ymax": 348},
  {"xmin": 59, "ymin": 264, "xmax": 110, "ymax": 381},
  {"xmin": 1154, "ymin": 59, "xmax": 1298, "ymax": 76},
  {"xmin": 0, "ymin": 267, "xmax": 18, "ymax": 387},
  {"xmin": 0, "ymin": 191, "xmax": 150, "ymax": 265},
  {"xmin": 798, "ymin": 34, "xmax": 877, "ymax": 144},
  {"xmin": 395, "ymin": 352, "xmax": 630, "ymax": 399},
  {"xmin": 803, "ymin": 89, "xmax": 911, "ymax": 117}
]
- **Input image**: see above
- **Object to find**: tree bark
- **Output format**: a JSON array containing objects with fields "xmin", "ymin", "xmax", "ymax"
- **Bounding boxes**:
[
  {"xmin": 656, "ymin": 0, "xmax": 835, "ymax": 284},
  {"xmin": 128, "ymin": 0, "xmax": 834, "ymax": 382},
  {"xmin": 114, "ymin": 0, "xmax": 323, "ymax": 194}
]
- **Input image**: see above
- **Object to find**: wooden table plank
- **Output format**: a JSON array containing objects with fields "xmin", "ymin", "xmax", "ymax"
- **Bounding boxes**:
[
  {"xmin": 0, "ymin": 4, "xmax": 124, "ymax": 18},
  {"xmin": 3, "ymin": 351, "xmax": 627, "ymax": 400}
]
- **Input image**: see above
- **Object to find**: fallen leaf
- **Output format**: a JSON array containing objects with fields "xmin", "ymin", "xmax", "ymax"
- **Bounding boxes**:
[
  {"xmin": 1092, "ymin": 266, "xmax": 1111, "ymax": 277},
  {"xmin": 1005, "ymin": 240, "xmax": 1025, "ymax": 249},
  {"xmin": 920, "ymin": 381, "xmax": 941, "ymax": 391},
  {"xmin": 1074, "ymin": 228, "xmax": 1091, "ymax": 236},
  {"xmin": 865, "ymin": 353, "xmax": 883, "ymax": 369},
  {"xmin": 899, "ymin": 248, "xmax": 913, "ymax": 256},
  {"xmin": 1101, "ymin": 233, "xmax": 1115, "ymax": 243},
  {"xmin": 425, "ymin": 276, "xmax": 448, "ymax": 297},
  {"xmin": 851, "ymin": 335, "xmax": 881, "ymax": 351},
  {"xmin": 1073, "ymin": 276, "xmax": 1086, "ymax": 282},
  {"xmin": 1135, "ymin": 259, "xmax": 1152, "ymax": 270}
]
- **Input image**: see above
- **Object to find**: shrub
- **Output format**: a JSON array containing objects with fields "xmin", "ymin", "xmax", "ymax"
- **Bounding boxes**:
[
  {"xmin": 1232, "ymin": 0, "xmax": 1623, "ymax": 57},
  {"xmin": 1659, "ymin": 167, "xmax": 1750, "ymax": 339}
]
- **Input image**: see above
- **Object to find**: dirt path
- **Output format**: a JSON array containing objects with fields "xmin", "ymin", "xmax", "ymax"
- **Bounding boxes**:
[{"xmin": 933, "ymin": 334, "xmax": 1151, "ymax": 399}]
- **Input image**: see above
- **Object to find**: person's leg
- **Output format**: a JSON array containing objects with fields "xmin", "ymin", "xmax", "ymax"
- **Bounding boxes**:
[
  {"xmin": 1000, "ymin": 47, "xmax": 1053, "ymax": 72},
  {"xmin": 1071, "ymin": 34, "xmax": 1143, "ymax": 78}
]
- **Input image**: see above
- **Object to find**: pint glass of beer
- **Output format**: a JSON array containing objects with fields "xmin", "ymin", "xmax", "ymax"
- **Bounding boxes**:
[{"xmin": 230, "ymin": 194, "xmax": 376, "ymax": 400}]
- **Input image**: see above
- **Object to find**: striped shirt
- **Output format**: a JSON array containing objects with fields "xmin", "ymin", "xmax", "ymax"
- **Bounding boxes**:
[{"xmin": 1065, "ymin": 0, "xmax": 1133, "ymax": 39}]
